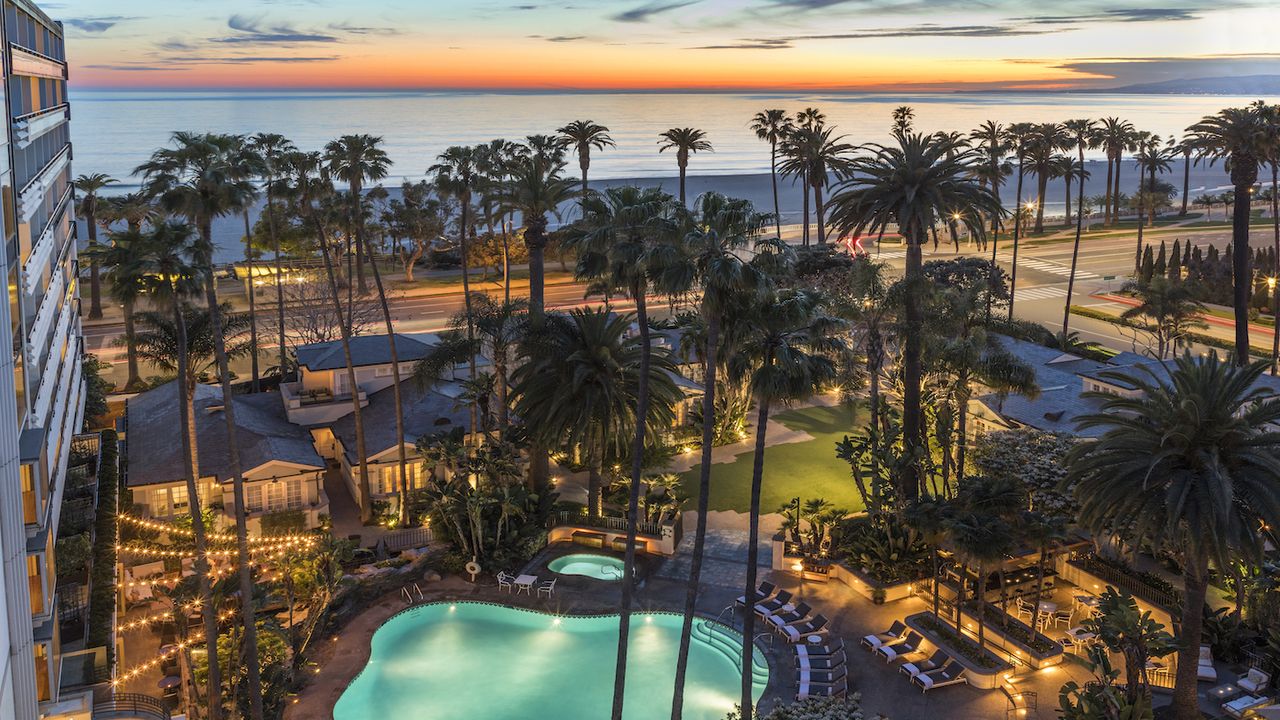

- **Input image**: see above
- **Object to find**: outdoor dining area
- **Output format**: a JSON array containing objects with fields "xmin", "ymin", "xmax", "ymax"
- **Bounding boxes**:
[{"xmin": 496, "ymin": 571, "xmax": 556, "ymax": 598}]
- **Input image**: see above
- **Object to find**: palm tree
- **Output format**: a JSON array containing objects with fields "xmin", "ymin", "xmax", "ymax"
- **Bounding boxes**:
[
  {"xmin": 227, "ymin": 138, "xmax": 265, "ymax": 391},
  {"xmin": 970, "ymin": 121, "xmax": 1009, "ymax": 238},
  {"xmin": 750, "ymin": 109, "xmax": 793, "ymax": 238},
  {"xmin": 136, "ymin": 133, "xmax": 265, "ymax": 720},
  {"xmin": 1062, "ymin": 119, "xmax": 1097, "ymax": 342},
  {"xmin": 1254, "ymin": 102, "xmax": 1280, "ymax": 374},
  {"xmin": 1067, "ymin": 354, "xmax": 1280, "ymax": 720},
  {"xmin": 658, "ymin": 128, "xmax": 712, "ymax": 207},
  {"xmin": 329, "ymin": 136, "xmax": 409, "ymax": 522},
  {"xmin": 829, "ymin": 133, "xmax": 1000, "ymax": 503},
  {"xmin": 778, "ymin": 125, "xmax": 855, "ymax": 245},
  {"xmin": 469, "ymin": 295, "xmax": 527, "ymax": 432},
  {"xmin": 1026, "ymin": 123, "xmax": 1070, "ymax": 233},
  {"xmin": 1187, "ymin": 105, "xmax": 1271, "ymax": 365},
  {"xmin": 569, "ymin": 185, "xmax": 678, "ymax": 720},
  {"xmin": 1081, "ymin": 589, "xmax": 1178, "ymax": 707},
  {"xmin": 73, "ymin": 173, "xmax": 118, "ymax": 320},
  {"xmin": 1003, "ymin": 122, "xmax": 1034, "ymax": 317},
  {"xmin": 133, "ymin": 221, "xmax": 225, "ymax": 720},
  {"xmin": 82, "ymin": 230, "xmax": 145, "ymax": 390},
  {"xmin": 247, "ymin": 133, "xmax": 297, "ymax": 380},
  {"xmin": 891, "ymin": 106, "xmax": 915, "ymax": 134},
  {"xmin": 101, "ymin": 191, "xmax": 158, "ymax": 232},
  {"xmin": 1172, "ymin": 136, "xmax": 1195, "ymax": 216},
  {"xmin": 1097, "ymin": 117, "xmax": 1136, "ymax": 225},
  {"xmin": 290, "ymin": 151, "xmax": 376, "ymax": 525},
  {"xmin": 658, "ymin": 193, "xmax": 774, "ymax": 720},
  {"xmin": 557, "ymin": 120, "xmax": 614, "ymax": 215},
  {"xmin": 730, "ymin": 289, "xmax": 843, "ymax": 719},
  {"xmin": 1133, "ymin": 132, "xmax": 1173, "ymax": 229}
]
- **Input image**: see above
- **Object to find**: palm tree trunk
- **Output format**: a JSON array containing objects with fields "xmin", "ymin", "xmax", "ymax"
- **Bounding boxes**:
[
  {"xmin": 501, "ymin": 220, "xmax": 512, "ymax": 305},
  {"xmin": 813, "ymin": 182, "xmax": 826, "ymax": 245},
  {"xmin": 1232, "ymin": 179, "xmax": 1254, "ymax": 365},
  {"xmin": 740, "ymin": 395, "xmax": 771, "ymax": 720},
  {"xmin": 1063, "ymin": 145, "xmax": 1088, "ymax": 341},
  {"xmin": 580, "ymin": 156, "xmax": 590, "ymax": 218},
  {"xmin": 954, "ymin": 386, "xmax": 969, "ymax": 483},
  {"xmin": 678, "ymin": 154, "xmax": 688, "ymax": 207},
  {"xmin": 902, "ymin": 231, "xmax": 924, "ymax": 503},
  {"xmin": 1103, "ymin": 153, "xmax": 1116, "ymax": 226},
  {"xmin": 1034, "ymin": 170, "xmax": 1048, "ymax": 233},
  {"xmin": 170, "ymin": 298, "xmax": 223, "ymax": 720},
  {"xmin": 611, "ymin": 284, "xmax": 651, "ymax": 720},
  {"xmin": 198, "ymin": 219, "xmax": 265, "ymax": 720},
  {"xmin": 800, "ymin": 184, "xmax": 810, "ymax": 247},
  {"xmin": 1008, "ymin": 158, "xmax": 1025, "ymax": 320},
  {"xmin": 123, "ymin": 298, "xmax": 142, "ymax": 390},
  {"xmin": 496, "ymin": 350, "xmax": 510, "ymax": 432},
  {"xmin": 459, "ymin": 197, "xmax": 478, "ymax": 442},
  {"xmin": 986, "ymin": 214, "xmax": 1001, "ymax": 322},
  {"xmin": 671, "ymin": 312, "xmax": 719, "ymax": 720},
  {"xmin": 1181, "ymin": 154, "xmax": 1191, "ymax": 216},
  {"xmin": 243, "ymin": 210, "xmax": 260, "ymax": 392},
  {"xmin": 352, "ymin": 180, "xmax": 369, "ymax": 296},
  {"xmin": 87, "ymin": 209, "xmax": 104, "ymax": 319},
  {"xmin": 265, "ymin": 185, "xmax": 289, "ymax": 381},
  {"xmin": 527, "ymin": 214, "xmax": 551, "ymax": 488},
  {"xmin": 1114, "ymin": 158, "xmax": 1124, "ymax": 225},
  {"xmin": 1064, "ymin": 174, "xmax": 1072, "ymax": 227},
  {"xmin": 1134, "ymin": 186, "xmax": 1146, "ymax": 274},
  {"xmin": 360, "ymin": 238, "xmax": 410, "ymax": 526},
  {"xmin": 770, "ymin": 143, "xmax": 781, "ymax": 238},
  {"xmin": 314, "ymin": 212, "xmax": 375, "ymax": 522},
  {"xmin": 1171, "ymin": 560, "xmax": 1209, "ymax": 720},
  {"xmin": 588, "ymin": 454, "xmax": 602, "ymax": 517},
  {"xmin": 976, "ymin": 564, "xmax": 987, "ymax": 649}
]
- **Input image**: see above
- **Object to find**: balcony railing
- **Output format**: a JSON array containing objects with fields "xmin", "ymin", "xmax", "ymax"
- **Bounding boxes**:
[
  {"xmin": 551, "ymin": 511, "xmax": 663, "ymax": 537},
  {"xmin": 93, "ymin": 693, "xmax": 169, "ymax": 720},
  {"xmin": 14, "ymin": 103, "xmax": 68, "ymax": 149}
]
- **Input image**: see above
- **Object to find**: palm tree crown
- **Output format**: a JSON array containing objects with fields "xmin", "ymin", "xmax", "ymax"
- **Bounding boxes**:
[{"xmin": 658, "ymin": 127, "xmax": 712, "ymax": 206}]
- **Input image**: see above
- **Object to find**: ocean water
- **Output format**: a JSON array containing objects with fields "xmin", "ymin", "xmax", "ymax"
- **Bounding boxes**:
[
  {"xmin": 69, "ymin": 89, "xmax": 1277, "ymax": 186},
  {"xmin": 68, "ymin": 90, "xmax": 1270, "ymax": 262}
]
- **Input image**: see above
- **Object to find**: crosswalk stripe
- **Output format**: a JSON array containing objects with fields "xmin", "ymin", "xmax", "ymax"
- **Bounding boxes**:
[
  {"xmin": 868, "ymin": 249, "xmax": 1100, "ymax": 279},
  {"xmin": 1013, "ymin": 286, "xmax": 1069, "ymax": 300}
]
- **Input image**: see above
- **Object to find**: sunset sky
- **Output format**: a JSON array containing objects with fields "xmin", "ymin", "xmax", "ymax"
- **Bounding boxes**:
[{"xmin": 46, "ymin": 0, "xmax": 1280, "ymax": 91}]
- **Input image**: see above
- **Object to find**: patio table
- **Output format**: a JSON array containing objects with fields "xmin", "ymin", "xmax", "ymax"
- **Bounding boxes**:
[
  {"xmin": 515, "ymin": 574, "xmax": 538, "ymax": 594},
  {"xmin": 1208, "ymin": 683, "xmax": 1242, "ymax": 703},
  {"xmin": 1037, "ymin": 600, "xmax": 1058, "ymax": 614}
]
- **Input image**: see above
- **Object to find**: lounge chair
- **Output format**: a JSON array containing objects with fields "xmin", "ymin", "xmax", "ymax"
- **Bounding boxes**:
[
  {"xmin": 796, "ymin": 638, "xmax": 845, "ymax": 660},
  {"xmin": 876, "ymin": 632, "xmax": 923, "ymax": 662},
  {"xmin": 766, "ymin": 602, "xmax": 812, "ymax": 629},
  {"xmin": 795, "ymin": 666, "xmax": 847, "ymax": 686},
  {"xmin": 1198, "ymin": 645, "xmax": 1218, "ymax": 682},
  {"xmin": 861, "ymin": 620, "xmax": 908, "ymax": 650},
  {"xmin": 537, "ymin": 578, "xmax": 556, "ymax": 598},
  {"xmin": 781, "ymin": 615, "xmax": 829, "ymax": 643},
  {"xmin": 912, "ymin": 662, "xmax": 967, "ymax": 692},
  {"xmin": 900, "ymin": 650, "xmax": 950, "ymax": 677},
  {"xmin": 1223, "ymin": 695, "xmax": 1272, "ymax": 719},
  {"xmin": 796, "ymin": 650, "xmax": 845, "ymax": 671},
  {"xmin": 736, "ymin": 581, "xmax": 777, "ymax": 608},
  {"xmin": 1240, "ymin": 669, "xmax": 1272, "ymax": 695},
  {"xmin": 796, "ymin": 672, "xmax": 847, "ymax": 701},
  {"xmin": 755, "ymin": 590, "xmax": 794, "ymax": 618}
]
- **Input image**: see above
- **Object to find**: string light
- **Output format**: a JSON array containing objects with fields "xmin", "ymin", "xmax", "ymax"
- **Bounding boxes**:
[
  {"xmin": 117, "ymin": 513, "xmax": 318, "ymax": 545},
  {"xmin": 111, "ymin": 610, "xmax": 237, "ymax": 686}
]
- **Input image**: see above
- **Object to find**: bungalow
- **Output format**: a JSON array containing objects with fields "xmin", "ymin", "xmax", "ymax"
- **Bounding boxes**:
[
  {"xmin": 313, "ymin": 380, "xmax": 471, "ymax": 513},
  {"xmin": 124, "ymin": 382, "xmax": 329, "ymax": 533}
]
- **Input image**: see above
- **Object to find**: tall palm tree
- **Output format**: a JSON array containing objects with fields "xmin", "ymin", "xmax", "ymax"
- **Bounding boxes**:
[
  {"xmin": 328, "ymin": 135, "xmax": 409, "ymax": 522},
  {"xmin": 970, "ymin": 121, "xmax": 1009, "ymax": 234},
  {"xmin": 778, "ymin": 125, "xmax": 855, "ymax": 245},
  {"xmin": 1026, "ymin": 122, "xmax": 1070, "ymax": 233},
  {"xmin": 88, "ymin": 232, "xmax": 149, "ymax": 390},
  {"xmin": 829, "ymin": 133, "xmax": 1000, "ymax": 503},
  {"xmin": 290, "ymin": 151, "xmax": 375, "ymax": 522},
  {"xmin": 891, "ymin": 106, "xmax": 915, "ymax": 135},
  {"xmin": 557, "ymin": 120, "xmax": 614, "ymax": 216},
  {"xmin": 750, "ymin": 109, "xmax": 793, "ymax": 238},
  {"xmin": 1187, "ymin": 105, "xmax": 1271, "ymax": 365},
  {"xmin": 247, "ymin": 133, "xmax": 297, "ymax": 380},
  {"xmin": 1062, "ymin": 119, "xmax": 1097, "ymax": 342},
  {"xmin": 1172, "ymin": 136, "xmax": 1194, "ymax": 216},
  {"xmin": 73, "ymin": 173, "xmax": 117, "ymax": 320},
  {"xmin": 227, "ymin": 137, "xmax": 265, "ymax": 391},
  {"xmin": 1068, "ymin": 354, "xmax": 1280, "ymax": 720},
  {"xmin": 134, "ymin": 221, "xmax": 224, "ymax": 720},
  {"xmin": 1134, "ymin": 132, "xmax": 1172, "ymax": 227},
  {"xmin": 1120, "ymin": 276, "xmax": 1208, "ymax": 359},
  {"xmin": 569, "ymin": 185, "xmax": 678, "ymax": 720},
  {"xmin": 658, "ymin": 128, "xmax": 712, "ymax": 207},
  {"xmin": 1003, "ymin": 123, "xmax": 1034, "ymax": 317},
  {"xmin": 730, "ymin": 289, "xmax": 843, "ymax": 719},
  {"xmin": 658, "ymin": 193, "xmax": 774, "ymax": 720},
  {"xmin": 1097, "ymin": 117, "xmax": 1136, "ymax": 225},
  {"xmin": 468, "ymin": 295, "xmax": 527, "ymax": 432},
  {"xmin": 136, "ymin": 132, "xmax": 264, "ymax": 720}
]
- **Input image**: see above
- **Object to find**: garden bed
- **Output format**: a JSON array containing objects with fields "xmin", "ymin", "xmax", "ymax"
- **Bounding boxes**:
[
  {"xmin": 957, "ymin": 603, "xmax": 1064, "ymax": 669},
  {"xmin": 906, "ymin": 612, "xmax": 1012, "ymax": 690}
]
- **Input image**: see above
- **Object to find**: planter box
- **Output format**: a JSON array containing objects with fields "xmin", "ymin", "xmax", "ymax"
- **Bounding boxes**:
[
  {"xmin": 956, "ymin": 605, "xmax": 1064, "ymax": 670},
  {"xmin": 770, "ymin": 536, "xmax": 915, "ymax": 602},
  {"xmin": 905, "ymin": 612, "xmax": 1013, "ymax": 690}
]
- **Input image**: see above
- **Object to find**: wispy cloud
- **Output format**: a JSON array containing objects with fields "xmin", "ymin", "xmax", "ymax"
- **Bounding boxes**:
[
  {"xmin": 213, "ymin": 14, "xmax": 339, "ymax": 44},
  {"xmin": 612, "ymin": 1, "xmax": 699, "ymax": 23},
  {"xmin": 63, "ymin": 16, "xmax": 132, "ymax": 33}
]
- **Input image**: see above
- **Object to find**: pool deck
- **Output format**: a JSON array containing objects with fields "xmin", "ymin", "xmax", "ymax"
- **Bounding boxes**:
[{"xmin": 289, "ymin": 531, "xmax": 1094, "ymax": 720}]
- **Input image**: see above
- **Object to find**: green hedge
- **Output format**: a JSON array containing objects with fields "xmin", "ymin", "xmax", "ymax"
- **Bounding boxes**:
[
  {"xmin": 1069, "ymin": 305, "xmax": 1270, "ymax": 358},
  {"xmin": 86, "ymin": 430, "xmax": 118, "ymax": 663}
]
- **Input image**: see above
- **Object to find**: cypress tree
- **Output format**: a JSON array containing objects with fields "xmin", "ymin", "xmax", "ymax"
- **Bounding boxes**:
[
  {"xmin": 1141, "ymin": 244, "xmax": 1155, "ymax": 283},
  {"xmin": 1183, "ymin": 239, "xmax": 1191, "ymax": 267},
  {"xmin": 1154, "ymin": 241, "xmax": 1167, "ymax": 278},
  {"xmin": 1169, "ymin": 239, "xmax": 1182, "ymax": 279}
]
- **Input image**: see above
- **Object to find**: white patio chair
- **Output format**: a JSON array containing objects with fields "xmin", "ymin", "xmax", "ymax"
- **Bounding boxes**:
[
  {"xmin": 537, "ymin": 579, "xmax": 556, "ymax": 599},
  {"xmin": 497, "ymin": 572, "xmax": 514, "ymax": 592}
]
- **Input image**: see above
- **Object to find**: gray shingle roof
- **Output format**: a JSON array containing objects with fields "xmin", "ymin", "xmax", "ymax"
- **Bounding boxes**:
[
  {"xmin": 126, "ymin": 382, "xmax": 323, "ymax": 487},
  {"xmin": 976, "ymin": 336, "xmax": 1111, "ymax": 438},
  {"xmin": 295, "ymin": 334, "xmax": 435, "ymax": 372},
  {"xmin": 329, "ymin": 381, "xmax": 470, "ymax": 463}
]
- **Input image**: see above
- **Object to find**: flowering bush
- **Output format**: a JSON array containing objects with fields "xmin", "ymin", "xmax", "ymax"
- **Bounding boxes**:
[{"xmin": 971, "ymin": 428, "xmax": 1078, "ymax": 521}]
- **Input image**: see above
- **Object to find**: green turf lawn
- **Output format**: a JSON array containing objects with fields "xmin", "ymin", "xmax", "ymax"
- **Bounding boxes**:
[{"xmin": 677, "ymin": 403, "xmax": 866, "ymax": 514}]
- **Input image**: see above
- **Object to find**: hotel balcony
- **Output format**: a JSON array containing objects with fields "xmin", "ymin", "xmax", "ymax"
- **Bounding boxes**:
[
  {"xmin": 21, "ymin": 185, "xmax": 71, "ymax": 294},
  {"xmin": 280, "ymin": 380, "xmax": 368, "ymax": 425},
  {"xmin": 9, "ymin": 45, "xmax": 65, "ymax": 80},
  {"xmin": 14, "ymin": 104, "xmax": 69, "ymax": 149},
  {"xmin": 18, "ymin": 143, "xmax": 70, "ymax": 219}
]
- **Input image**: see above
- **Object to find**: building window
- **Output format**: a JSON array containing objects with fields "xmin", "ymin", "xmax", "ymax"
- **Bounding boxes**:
[
  {"xmin": 27, "ymin": 553, "xmax": 44, "ymax": 615},
  {"xmin": 246, "ymin": 484, "xmax": 263, "ymax": 513},
  {"xmin": 380, "ymin": 462, "xmax": 420, "ymax": 493},
  {"xmin": 264, "ymin": 479, "xmax": 302, "ymax": 512},
  {"xmin": 34, "ymin": 642, "xmax": 50, "ymax": 701},
  {"xmin": 170, "ymin": 485, "xmax": 188, "ymax": 511},
  {"xmin": 21, "ymin": 462, "xmax": 37, "ymax": 524}
]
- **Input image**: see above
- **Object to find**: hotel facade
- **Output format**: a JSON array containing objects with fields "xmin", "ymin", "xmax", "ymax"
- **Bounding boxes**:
[{"xmin": 0, "ymin": 1, "xmax": 86, "ymax": 719}]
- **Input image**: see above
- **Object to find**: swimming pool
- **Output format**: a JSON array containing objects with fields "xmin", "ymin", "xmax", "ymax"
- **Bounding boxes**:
[
  {"xmin": 547, "ymin": 553, "xmax": 626, "ymax": 580},
  {"xmin": 333, "ymin": 602, "xmax": 768, "ymax": 720}
]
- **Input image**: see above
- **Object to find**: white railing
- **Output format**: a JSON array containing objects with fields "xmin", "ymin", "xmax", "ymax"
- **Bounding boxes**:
[
  {"xmin": 32, "ymin": 297, "xmax": 75, "ymax": 426},
  {"xmin": 18, "ymin": 144, "xmax": 70, "ymax": 218},
  {"xmin": 26, "ymin": 267, "xmax": 65, "ymax": 363},
  {"xmin": 13, "ymin": 103, "xmax": 67, "ymax": 149},
  {"xmin": 21, "ymin": 186, "xmax": 70, "ymax": 294}
]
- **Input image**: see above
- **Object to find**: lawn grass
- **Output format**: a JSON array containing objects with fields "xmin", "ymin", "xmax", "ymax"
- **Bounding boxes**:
[{"xmin": 677, "ymin": 403, "xmax": 865, "ymax": 514}]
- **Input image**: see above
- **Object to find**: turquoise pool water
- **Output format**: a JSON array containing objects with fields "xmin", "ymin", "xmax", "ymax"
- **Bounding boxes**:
[
  {"xmin": 547, "ymin": 553, "xmax": 626, "ymax": 580},
  {"xmin": 333, "ymin": 603, "xmax": 768, "ymax": 720}
]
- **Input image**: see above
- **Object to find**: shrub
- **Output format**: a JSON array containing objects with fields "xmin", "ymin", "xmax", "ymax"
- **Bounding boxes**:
[
  {"xmin": 87, "ymin": 430, "xmax": 118, "ymax": 662},
  {"xmin": 260, "ymin": 509, "xmax": 307, "ymax": 535},
  {"xmin": 55, "ymin": 533, "xmax": 92, "ymax": 582},
  {"xmin": 726, "ymin": 694, "xmax": 885, "ymax": 720}
]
